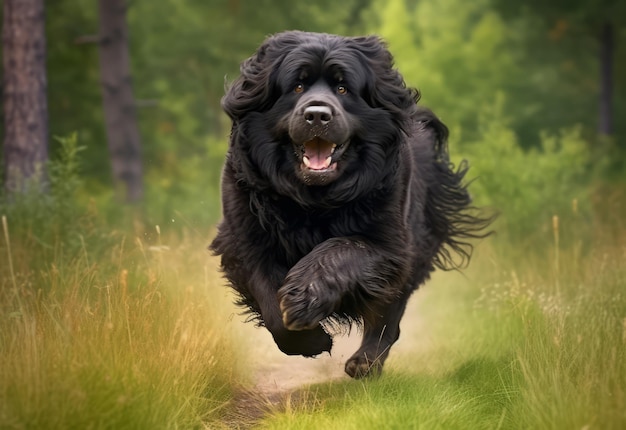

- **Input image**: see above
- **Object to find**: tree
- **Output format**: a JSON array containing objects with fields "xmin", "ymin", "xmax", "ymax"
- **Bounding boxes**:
[
  {"xmin": 97, "ymin": 0, "xmax": 143, "ymax": 202},
  {"xmin": 598, "ymin": 20, "xmax": 614, "ymax": 136},
  {"xmin": 490, "ymin": 0, "xmax": 626, "ymax": 139},
  {"xmin": 2, "ymin": 0, "xmax": 49, "ymax": 194}
]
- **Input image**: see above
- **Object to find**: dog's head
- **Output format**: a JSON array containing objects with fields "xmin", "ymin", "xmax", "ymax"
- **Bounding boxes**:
[{"xmin": 223, "ymin": 31, "xmax": 419, "ymax": 201}]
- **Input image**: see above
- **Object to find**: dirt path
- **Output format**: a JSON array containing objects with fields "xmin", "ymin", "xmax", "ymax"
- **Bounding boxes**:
[
  {"xmin": 224, "ymin": 293, "xmax": 428, "ymax": 427},
  {"xmin": 221, "ymin": 324, "xmax": 362, "ymax": 427},
  {"xmin": 252, "ymin": 327, "xmax": 362, "ymax": 392}
]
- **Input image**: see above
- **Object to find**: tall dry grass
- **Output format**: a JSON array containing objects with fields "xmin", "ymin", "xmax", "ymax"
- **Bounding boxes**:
[{"xmin": 0, "ymin": 215, "xmax": 245, "ymax": 429}]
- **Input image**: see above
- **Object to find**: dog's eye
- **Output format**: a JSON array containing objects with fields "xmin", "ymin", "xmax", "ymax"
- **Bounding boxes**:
[
  {"xmin": 337, "ymin": 85, "xmax": 348, "ymax": 95},
  {"xmin": 294, "ymin": 84, "xmax": 304, "ymax": 94}
]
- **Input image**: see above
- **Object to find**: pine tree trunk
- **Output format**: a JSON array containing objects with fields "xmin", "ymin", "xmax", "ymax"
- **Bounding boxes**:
[
  {"xmin": 98, "ymin": 0, "xmax": 143, "ymax": 202},
  {"xmin": 2, "ymin": 0, "xmax": 49, "ymax": 194},
  {"xmin": 598, "ymin": 21, "xmax": 613, "ymax": 137}
]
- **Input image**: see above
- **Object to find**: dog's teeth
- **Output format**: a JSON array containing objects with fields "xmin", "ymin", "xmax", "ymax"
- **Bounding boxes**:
[
  {"xmin": 303, "ymin": 156, "xmax": 311, "ymax": 167},
  {"xmin": 325, "ymin": 156, "xmax": 332, "ymax": 167}
]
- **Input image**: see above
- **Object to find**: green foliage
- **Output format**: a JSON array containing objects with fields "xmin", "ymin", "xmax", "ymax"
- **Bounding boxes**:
[
  {"xmin": 460, "ymin": 97, "xmax": 593, "ymax": 245},
  {"xmin": 369, "ymin": 0, "xmax": 624, "ymax": 248},
  {"xmin": 373, "ymin": 0, "xmax": 524, "ymax": 143},
  {"xmin": 371, "ymin": 0, "xmax": 626, "ymax": 145},
  {"xmin": 0, "ymin": 133, "xmax": 92, "ymax": 267},
  {"xmin": 48, "ymin": 133, "xmax": 87, "ymax": 216},
  {"xmin": 140, "ymin": 135, "xmax": 228, "ymax": 232},
  {"xmin": 44, "ymin": 1, "xmax": 107, "ymax": 179}
]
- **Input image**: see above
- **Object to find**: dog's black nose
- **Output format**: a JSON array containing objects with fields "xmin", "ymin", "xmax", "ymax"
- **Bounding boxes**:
[{"xmin": 304, "ymin": 105, "xmax": 333, "ymax": 126}]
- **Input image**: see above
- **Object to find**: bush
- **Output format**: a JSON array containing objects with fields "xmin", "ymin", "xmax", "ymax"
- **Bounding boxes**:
[{"xmin": 460, "ymin": 101, "xmax": 593, "ymax": 252}]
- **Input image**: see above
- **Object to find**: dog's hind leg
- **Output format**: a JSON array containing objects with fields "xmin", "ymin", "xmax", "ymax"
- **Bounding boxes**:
[{"xmin": 344, "ymin": 291, "xmax": 410, "ymax": 378}]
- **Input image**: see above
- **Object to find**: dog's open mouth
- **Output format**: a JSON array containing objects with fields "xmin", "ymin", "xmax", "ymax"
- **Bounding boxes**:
[
  {"xmin": 301, "ymin": 137, "xmax": 338, "ymax": 172},
  {"xmin": 295, "ymin": 136, "xmax": 349, "ymax": 186}
]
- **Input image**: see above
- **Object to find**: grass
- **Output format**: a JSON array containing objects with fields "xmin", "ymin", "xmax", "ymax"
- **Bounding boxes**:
[
  {"xmin": 257, "ymin": 211, "xmax": 626, "ymax": 429},
  {"xmin": 0, "ymin": 212, "xmax": 247, "ymax": 429},
  {"xmin": 2, "ymin": 202, "xmax": 624, "ymax": 430}
]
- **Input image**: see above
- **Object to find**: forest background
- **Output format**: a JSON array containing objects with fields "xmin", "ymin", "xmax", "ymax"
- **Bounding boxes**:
[{"xmin": 3, "ymin": 0, "xmax": 625, "ymax": 233}]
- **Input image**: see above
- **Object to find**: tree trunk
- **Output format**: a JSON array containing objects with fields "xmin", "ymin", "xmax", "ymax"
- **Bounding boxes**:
[
  {"xmin": 98, "ymin": 0, "xmax": 143, "ymax": 202},
  {"xmin": 598, "ymin": 20, "xmax": 613, "ymax": 137},
  {"xmin": 2, "ymin": 0, "xmax": 49, "ymax": 194}
]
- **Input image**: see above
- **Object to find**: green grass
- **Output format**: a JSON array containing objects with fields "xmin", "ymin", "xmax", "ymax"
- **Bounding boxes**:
[
  {"xmin": 0, "ymin": 134, "xmax": 252, "ymax": 429},
  {"xmin": 257, "ymin": 221, "xmax": 626, "ymax": 429},
  {"xmin": 2, "ymin": 205, "xmax": 624, "ymax": 430},
  {"xmin": 0, "ymin": 214, "xmax": 246, "ymax": 429}
]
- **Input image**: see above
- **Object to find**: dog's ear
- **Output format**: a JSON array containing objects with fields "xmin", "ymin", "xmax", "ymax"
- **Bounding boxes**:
[
  {"xmin": 350, "ymin": 36, "xmax": 420, "ymax": 125},
  {"xmin": 221, "ymin": 39, "xmax": 275, "ymax": 119},
  {"xmin": 222, "ymin": 31, "xmax": 304, "ymax": 120}
]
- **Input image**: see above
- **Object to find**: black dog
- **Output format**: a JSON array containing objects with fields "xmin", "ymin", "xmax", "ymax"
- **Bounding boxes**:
[{"xmin": 211, "ymin": 31, "xmax": 491, "ymax": 378}]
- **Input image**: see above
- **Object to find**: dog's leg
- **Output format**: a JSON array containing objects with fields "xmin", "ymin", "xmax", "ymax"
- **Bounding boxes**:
[
  {"xmin": 278, "ymin": 236, "xmax": 408, "ymax": 332},
  {"xmin": 269, "ymin": 320, "xmax": 333, "ymax": 357},
  {"xmin": 344, "ymin": 292, "xmax": 410, "ymax": 378},
  {"xmin": 268, "ymin": 316, "xmax": 333, "ymax": 357},
  {"xmin": 246, "ymin": 267, "xmax": 333, "ymax": 357}
]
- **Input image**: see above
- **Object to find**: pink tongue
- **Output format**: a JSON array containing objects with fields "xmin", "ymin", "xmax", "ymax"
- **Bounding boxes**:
[
  {"xmin": 307, "ymin": 153, "xmax": 328, "ymax": 169},
  {"xmin": 304, "ymin": 138, "xmax": 333, "ymax": 170}
]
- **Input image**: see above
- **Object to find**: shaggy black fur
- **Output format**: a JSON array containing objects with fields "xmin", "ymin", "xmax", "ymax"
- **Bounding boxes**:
[{"xmin": 210, "ymin": 31, "xmax": 492, "ymax": 378}]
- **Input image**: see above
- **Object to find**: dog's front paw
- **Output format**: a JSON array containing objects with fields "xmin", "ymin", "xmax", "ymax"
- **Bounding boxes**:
[
  {"xmin": 278, "ymin": 274, "xmax": 339, "ymax": 331},
  {"xmin": 272, "ymin": 324, "xmax": 333, "ymax": 357}
]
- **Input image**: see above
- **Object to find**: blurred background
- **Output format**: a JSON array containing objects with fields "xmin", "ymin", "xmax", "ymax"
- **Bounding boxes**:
[
  {"xmin": 2, "ymin": 2, "xmax": 625, "ymax": 428},
  {"xmin": 3, "ymin": 0, "xmax": 625, "ymax": 240}
]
